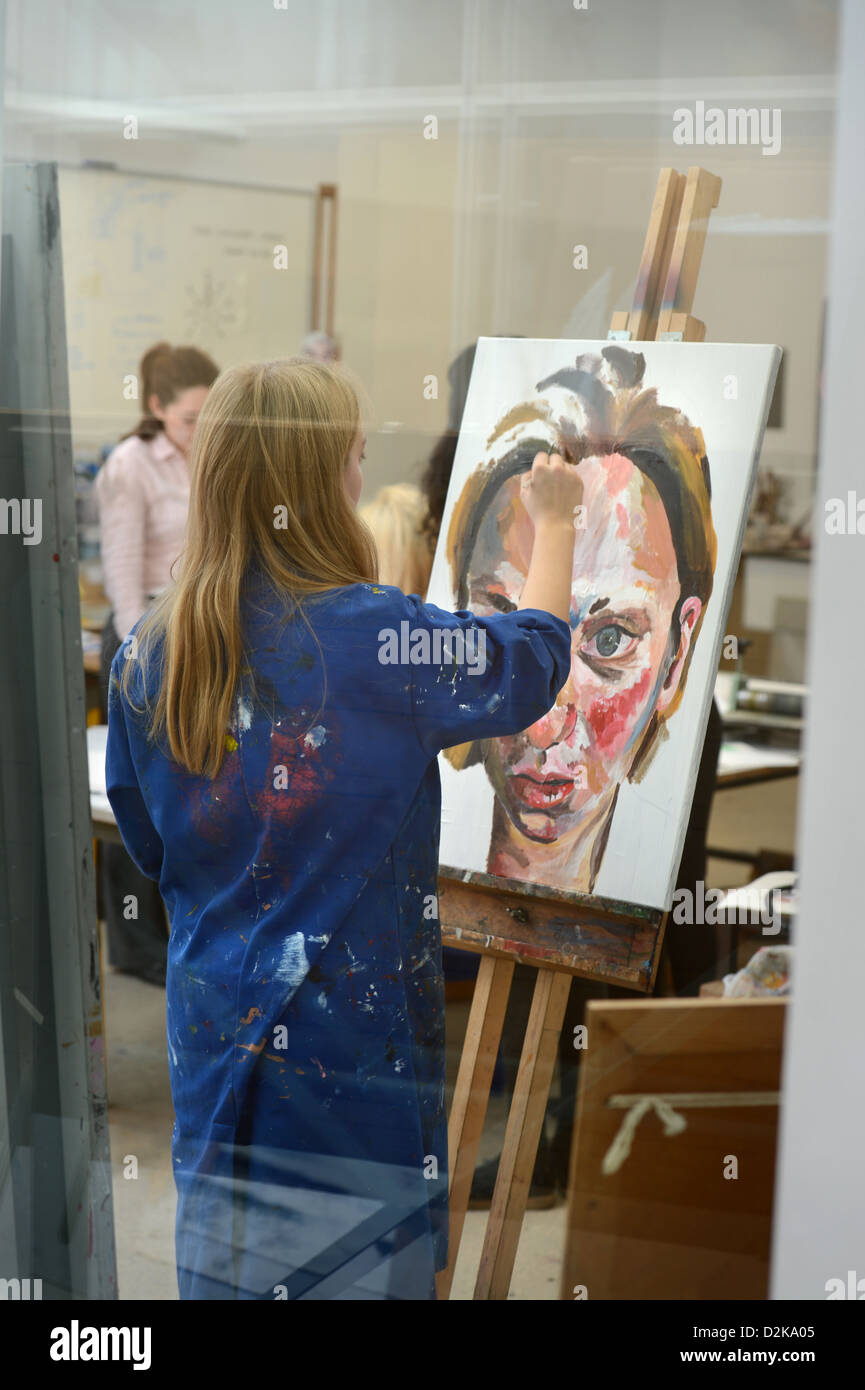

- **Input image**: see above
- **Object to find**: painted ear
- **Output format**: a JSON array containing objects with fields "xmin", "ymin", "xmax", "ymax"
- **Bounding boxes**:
[{"xmin": 656, "ymin": 596, "xmax": 702, "ymax": 715}]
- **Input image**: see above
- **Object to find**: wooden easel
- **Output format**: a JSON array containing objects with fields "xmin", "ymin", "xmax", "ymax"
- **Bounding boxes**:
[
  {"xmin": 609, "ymin": 165, "xmax": 721, "ymax": 343},
  {"xmin": 436, "ymin": 166, "xmax": 722, "ymax": 1301}
]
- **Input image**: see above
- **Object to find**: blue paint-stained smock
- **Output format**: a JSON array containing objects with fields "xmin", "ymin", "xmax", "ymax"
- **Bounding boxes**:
[{"xmin": 105, "ymin": 579, "xmax": 571, "ymax": 1299}]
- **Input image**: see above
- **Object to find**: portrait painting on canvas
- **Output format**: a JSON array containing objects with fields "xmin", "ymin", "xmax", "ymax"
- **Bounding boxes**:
[{"xmin": 426, "ymin": 338, "xmax": 781, "ymax": 914}]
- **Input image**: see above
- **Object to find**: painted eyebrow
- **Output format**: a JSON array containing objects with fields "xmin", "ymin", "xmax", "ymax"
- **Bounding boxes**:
[{"xmin": 570, "ymin": 600, "xmax": 654, "ymax": 627}]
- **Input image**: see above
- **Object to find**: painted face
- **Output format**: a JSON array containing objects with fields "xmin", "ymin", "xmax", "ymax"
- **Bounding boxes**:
[
  {"xmin": 467, "ymin": 453, "xmax": 698, "ymax": 846},
  {"xmin": 151, "ymin": 385, "xmax": 210, "ymax": 458},
  {"xmin": 344, "ymin": 428, "xmax": 366, "ymax": 508}
]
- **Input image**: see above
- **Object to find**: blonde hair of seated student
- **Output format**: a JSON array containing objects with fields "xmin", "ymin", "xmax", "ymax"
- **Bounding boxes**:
[{"xmin": 358, "ymin": 482, "xmax": 433, "ymax": 598}]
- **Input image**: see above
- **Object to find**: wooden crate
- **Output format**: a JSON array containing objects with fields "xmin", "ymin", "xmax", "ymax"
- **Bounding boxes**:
[{"xmin": 561, "ymin": 997, "xmax": 786, "ymax": 1300}]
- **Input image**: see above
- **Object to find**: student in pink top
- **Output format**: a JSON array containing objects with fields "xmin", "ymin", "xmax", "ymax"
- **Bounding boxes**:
[
  {"xmin": 98, "ymin": 342, "xmax": 219, "ymax": 640},
  {"xmin": 97, "ymin": 342, "xmax": 219, "ymax": 986}
]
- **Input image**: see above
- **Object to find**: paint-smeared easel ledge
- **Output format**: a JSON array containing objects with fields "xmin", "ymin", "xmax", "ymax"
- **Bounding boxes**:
[
  {"xmin": 438, "ymin": 867, "xmax": 662, "ymax": 988},
  {"xmin": 445, "ymin": 864, "xmax": 661, "ymax": 921}
]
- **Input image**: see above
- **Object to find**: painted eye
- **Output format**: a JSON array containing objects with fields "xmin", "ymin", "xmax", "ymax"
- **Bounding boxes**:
[{"xmin": 582, "ymin": 625, "xmax": 638, "ymax": 660}]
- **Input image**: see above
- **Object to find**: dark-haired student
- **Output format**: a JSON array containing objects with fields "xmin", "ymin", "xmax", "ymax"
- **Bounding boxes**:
[{"xmin": 96, "ymin": 341, "xmax": 218, "ymax": 985}]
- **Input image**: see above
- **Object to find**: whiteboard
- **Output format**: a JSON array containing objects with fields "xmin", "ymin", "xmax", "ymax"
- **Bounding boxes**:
[{"xmin": 58, "ymin": 166, "xmax": 316, "ymax": 452}]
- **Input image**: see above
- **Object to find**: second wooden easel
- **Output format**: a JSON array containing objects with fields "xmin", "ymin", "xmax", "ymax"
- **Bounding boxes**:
[{"xmin": 435, "ymin": 165, "xmax": 722, "ymax": 1301}]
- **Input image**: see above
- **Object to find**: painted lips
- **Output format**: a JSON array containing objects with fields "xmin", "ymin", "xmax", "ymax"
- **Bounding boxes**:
[{"xmin": 508, "ymin": 772, "xmax": 576, "ymax": 811}]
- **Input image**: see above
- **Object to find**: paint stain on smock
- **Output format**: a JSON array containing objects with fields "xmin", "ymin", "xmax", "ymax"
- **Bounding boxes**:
[{"xmin": 274, "ymin": 932, "xmax": 309, "ymax": 990}]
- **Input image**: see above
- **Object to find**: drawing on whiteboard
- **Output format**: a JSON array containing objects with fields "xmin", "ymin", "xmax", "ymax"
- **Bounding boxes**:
[
  {"xmin": 58, "ymin": 167, "xmax": 314, "ymax": 446},
  {"xmin": 184, "ymin": 271, "xmax": 244, "ymax": 340}
]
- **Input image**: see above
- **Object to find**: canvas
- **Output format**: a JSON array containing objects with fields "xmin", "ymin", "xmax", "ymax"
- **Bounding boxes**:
[{"xmin": 427, "ymin": 338, "xmax": 781, "ymax": 915}]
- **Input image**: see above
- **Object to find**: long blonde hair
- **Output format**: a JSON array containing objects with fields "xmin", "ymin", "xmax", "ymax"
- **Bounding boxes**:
[
  {"xmin": 120, "ymin": 358, "xmax": 377, "ymax": 778},
  {"xmin": 358, "ymin": 482, "xmax": 433, "ymax": 596}
]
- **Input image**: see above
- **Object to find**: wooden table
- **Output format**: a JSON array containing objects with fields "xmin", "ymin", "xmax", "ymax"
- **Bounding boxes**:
[{"xmin": 715, "ymin": 738, "xmax": 800, "ymax": 791}]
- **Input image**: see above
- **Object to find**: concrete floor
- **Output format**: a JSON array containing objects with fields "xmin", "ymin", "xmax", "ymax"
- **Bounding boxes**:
[{"xmin": 101, "ymin": 771, "xmax": 798, "ymax": 1300}]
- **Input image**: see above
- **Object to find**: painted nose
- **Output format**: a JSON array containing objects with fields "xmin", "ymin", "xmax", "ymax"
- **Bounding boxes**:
[{"xmin": 525, "ymin": 693, "xmax": 578, "ymax": 749}]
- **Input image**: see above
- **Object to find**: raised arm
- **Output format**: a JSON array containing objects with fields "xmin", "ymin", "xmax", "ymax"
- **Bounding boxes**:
[
  {"xmin": 408, "ymin": 451, "xmax": 583, "ymax": 758},
  {"xmin": 517, "ymin": 450, "xmax": 583, "ymax": 622}
]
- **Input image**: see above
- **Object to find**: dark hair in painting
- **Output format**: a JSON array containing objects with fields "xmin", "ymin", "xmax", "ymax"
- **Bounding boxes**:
[
  {"xmin": 419, "ymin": 429, "xmax": 459, "ymax": 550},
  {"xmin": 445, "ymin": 345, "xmax": 717, "ymax": 778}
]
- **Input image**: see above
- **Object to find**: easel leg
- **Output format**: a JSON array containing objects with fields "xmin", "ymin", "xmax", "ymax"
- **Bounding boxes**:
[
  {"xmin": 474, "ymin": 966, "xmax": 572, "ymax": 1300},
  {"xmin": 435, "ymin": 954, "xmax": 514, "ymax": 1300}
]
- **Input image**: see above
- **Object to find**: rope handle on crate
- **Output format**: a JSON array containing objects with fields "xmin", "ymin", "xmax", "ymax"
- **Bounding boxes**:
[{"xmin": 601, "ymin": 1091, "xmax": 781, "ymax": 1175}]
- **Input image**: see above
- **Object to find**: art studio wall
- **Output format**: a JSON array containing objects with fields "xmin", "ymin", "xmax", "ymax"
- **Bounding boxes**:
[
  {"xmin": 3, "ymin": 0, "xmax": 836, "ymax": 519},
  {"xmin": 58, "ymin": 166, "xmax": 316, "ymax": 450}
]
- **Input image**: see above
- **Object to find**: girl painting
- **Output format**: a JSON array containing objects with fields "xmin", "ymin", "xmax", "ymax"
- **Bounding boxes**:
[{"xmin": 105, "ymin": 357, "xmax": 580, "ymax": 1299}]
